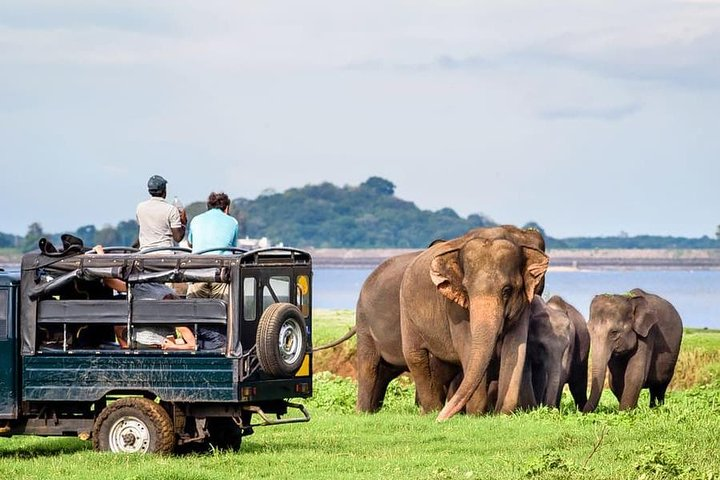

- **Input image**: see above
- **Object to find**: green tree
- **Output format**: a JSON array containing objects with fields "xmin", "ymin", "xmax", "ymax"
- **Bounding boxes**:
[
  {"xmin": 116, "ymin": 220, "xmax": 139, "ymax": 247},
  {"xmin": 361, "ymin": 177, "xmax": 395, "ymax": 196},
  {"xmin": 75, "ymin": 225, "xmax": 97, "ymax": 246},
  {"xmin": 95, "ymin": 225, "xmax": 119, "ymax": 246},
  {"xmin": 22, "ymin": 222, "xmax": 44, "ymax": 252}
]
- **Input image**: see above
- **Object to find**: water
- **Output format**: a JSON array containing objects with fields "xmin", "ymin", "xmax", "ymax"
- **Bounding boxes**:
[{"xmin": 313, "ymin": 268, "xmax": 720, "ymax": 329}]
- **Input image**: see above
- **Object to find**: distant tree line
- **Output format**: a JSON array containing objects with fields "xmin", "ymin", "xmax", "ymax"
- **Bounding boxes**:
[{"xmin": 2, "ymin": 176, "xmax": 718, "ymax": 252}]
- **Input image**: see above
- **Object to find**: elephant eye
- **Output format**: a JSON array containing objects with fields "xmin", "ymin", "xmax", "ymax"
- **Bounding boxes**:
[{"xmin": 501, "ymin": 285, "xmax": 512, "ymax": 299}]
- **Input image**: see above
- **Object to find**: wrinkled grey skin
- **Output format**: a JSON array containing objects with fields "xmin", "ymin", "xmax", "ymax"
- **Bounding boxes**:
[
  {"xmin": 527, "ymin": 295, "xmax": 589, "ymax": 409},
  {"xmin": 583, "ymin": 288, "xmax": 683, "ymax": 412},
  {"xmin": 400, "ymin": 228, "xmax": 548, "ymax": 421}
]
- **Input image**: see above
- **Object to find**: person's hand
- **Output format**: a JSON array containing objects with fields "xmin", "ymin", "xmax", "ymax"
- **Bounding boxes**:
[{"xmin": 92, "ymin": 245, "xmax": 105, "ymax": 255}]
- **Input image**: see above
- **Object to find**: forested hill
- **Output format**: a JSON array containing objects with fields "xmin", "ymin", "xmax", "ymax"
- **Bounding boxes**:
[
  {"xmin": 186, "ymin": 176, "xmax": 494, "ymax": 248},
  {"xmin": 2, "ymin": 176, "xmax": 718, "ymax": 251}
]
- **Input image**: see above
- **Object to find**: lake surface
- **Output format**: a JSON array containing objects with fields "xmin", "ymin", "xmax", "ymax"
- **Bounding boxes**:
[{"xmin": 313, "ymin": 268, "xmax": 720, "ymax": 329}]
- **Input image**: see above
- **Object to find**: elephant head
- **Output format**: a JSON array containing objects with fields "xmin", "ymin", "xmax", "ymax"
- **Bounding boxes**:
[
  {"xmin": 583, "ymin": 292, "xmax": 659, "ymax": 412},
  {"xmin": 428, "ymin": 235, "xmax": 548, "ymax": 420}
]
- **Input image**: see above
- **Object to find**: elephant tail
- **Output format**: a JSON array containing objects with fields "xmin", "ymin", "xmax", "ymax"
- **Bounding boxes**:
[{"xmin": 312, "ymin": 326, "xmax": 357, "ymax": 351}]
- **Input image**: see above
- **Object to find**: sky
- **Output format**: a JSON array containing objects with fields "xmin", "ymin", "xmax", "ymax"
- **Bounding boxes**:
[{"xmin": 1, "ymin": 0, "xmax": 719, "ymax": 239}]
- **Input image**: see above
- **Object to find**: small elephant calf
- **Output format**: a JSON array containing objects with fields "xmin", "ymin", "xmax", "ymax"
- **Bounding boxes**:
[
  {"xmin": 583, "ymin": 288, "xmax": 683, "ymax": 412},
  {"xmin": 527, "ymin": 295, "xmax": 590, "ymax": 409}
]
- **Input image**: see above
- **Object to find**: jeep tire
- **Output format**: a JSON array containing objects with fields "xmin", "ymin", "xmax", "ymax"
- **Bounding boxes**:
[{"xmin": 93, "ymin": 397, "xmax": 175, "ymax": 454}]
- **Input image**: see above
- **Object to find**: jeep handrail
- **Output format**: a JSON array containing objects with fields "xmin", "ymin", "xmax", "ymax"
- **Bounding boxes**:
[
  {"xmin": 239, "ymin": 247, "xmax": 312, "ymax": 266},
  {"xmin": 194, "ymin": 247, "xmax": 249, "ymax": 255},
  {"xmin": 139, "ymin": 246, "xmax": 193, "ymax": 254}
]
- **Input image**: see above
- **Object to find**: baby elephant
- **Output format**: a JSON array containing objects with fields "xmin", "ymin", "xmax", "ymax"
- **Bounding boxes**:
[
  {"xmin": 583, "ymin": 288, "xmax": 683, "ymax": 412},
  {"xmin": 527, "ymin": 295, "xmax": 590, "ymax": 409}
]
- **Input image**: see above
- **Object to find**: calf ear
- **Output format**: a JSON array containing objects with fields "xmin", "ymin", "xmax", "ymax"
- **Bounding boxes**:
[
  {"xmin": 631, "ymin": 296, "xmax": 658, "ymax": 337},
  {"xmin": 430, "ymin": 241, "xmax": 468, "ymax": 309}
]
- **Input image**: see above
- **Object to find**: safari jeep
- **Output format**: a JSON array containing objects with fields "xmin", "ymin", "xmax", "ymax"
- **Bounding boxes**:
[{"xmin": 0, "ymin": 245, "xmax": 312, "ymax": 453}]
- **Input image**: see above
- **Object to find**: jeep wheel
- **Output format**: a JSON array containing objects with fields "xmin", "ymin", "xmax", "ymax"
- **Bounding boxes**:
[
  {"xmin": 257, "ymin": 303, "xmax": 307, "ymax": 377},
  {"xmin": 93, "ymin": 398, "xmax": 175, "ymax": 454}
]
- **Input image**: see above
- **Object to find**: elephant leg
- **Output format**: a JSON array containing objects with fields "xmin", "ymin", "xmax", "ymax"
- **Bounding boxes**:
[
  {"xmin": 568, "ymin": 362, "xmax": 589, "ymax": 409},
  {"xmin": 617, "ymin": 354, "xmax": 647, "ymax": 410},
  {"xmin": 430, "ymin": 356, "xmax": 461, "ymax": 405},
  {"xmin": 607, "ymin": 360, "xmax": 626, "ymax": 405},
  {"xmin": 404, "ymin": 346, "xmax": 445, "ymax": 413},
  {"xmin": 531, "ymin": 362, "xmax": 548, "ymax": 407},
  {"xmin": 372, "ymin": 361, "xmax": 405, "ymax": 409},
  {"xmin": 495, "ymin": 311, "xmax": 531, "ymax": 413},
  {"xmin": 487, "ymin": 379, "xmax": 498, "ymax": 411},
  {"xmin": 518, "ymin": 362, "xmax": 537, "ymax": 410},
  {"xmin": 649, "ymin": 382, "xmax": 669, "ymax": 408},
  {"xmin": 356, "ymin": 334, "xmax": 399, "ymax": 412}
]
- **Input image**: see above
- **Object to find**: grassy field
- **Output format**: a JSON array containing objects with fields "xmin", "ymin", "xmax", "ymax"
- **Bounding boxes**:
[{"xmin": 1, "ymin": 310, "xmax": 719, "ymax": 479}]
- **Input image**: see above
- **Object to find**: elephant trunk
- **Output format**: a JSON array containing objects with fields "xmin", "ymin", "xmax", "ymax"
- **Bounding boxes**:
[
  {"xmin": 583, "ymin": 341, "xmax": 610, "ymax": 413},
  {"xmin": 437, "ymin": 299, "xmax": 502, "ymax": 421}
]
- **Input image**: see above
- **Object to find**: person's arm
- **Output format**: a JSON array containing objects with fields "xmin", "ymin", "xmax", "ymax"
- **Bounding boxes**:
[
  {"xmin": 104, "ymin": 277, "xmax": 128, "ymax": 293},
  {"xmin": 169, "ymin": 205, "xmax": 187, "ymax": 243},
  {"xmin": 162, "ymin": 326, "xmax": 196, "ymax": 351},
  {"xmin": 171, "ymin": 226, "xmax": 186, "ymax": 243}
]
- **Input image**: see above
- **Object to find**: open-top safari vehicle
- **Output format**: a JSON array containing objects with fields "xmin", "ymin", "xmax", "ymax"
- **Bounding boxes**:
[{"xmin": 0, "ymin": 242, "xmax": 313, "ymax": 453}]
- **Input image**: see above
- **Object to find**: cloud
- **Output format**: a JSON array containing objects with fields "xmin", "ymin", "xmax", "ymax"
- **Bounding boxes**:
[{"xmin": 538, "ymin": 103, "xmax": 642, "ymax": 121}]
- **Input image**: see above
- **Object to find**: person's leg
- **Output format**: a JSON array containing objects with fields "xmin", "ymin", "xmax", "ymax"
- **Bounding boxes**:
[{"xmin": 187, "ymin": 282, "xmax": 212, "ymax": 298}]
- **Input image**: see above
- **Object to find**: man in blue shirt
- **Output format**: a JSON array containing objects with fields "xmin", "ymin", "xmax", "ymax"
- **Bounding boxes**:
[{"xmin": 187, "ymin": 192, "xmax": 239, "ymax": 301}]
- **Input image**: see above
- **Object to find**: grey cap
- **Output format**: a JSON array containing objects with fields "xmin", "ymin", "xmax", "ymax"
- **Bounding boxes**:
[{"xmin": 147, "ymin": 175, "xmax": 167, "ymax": 192}]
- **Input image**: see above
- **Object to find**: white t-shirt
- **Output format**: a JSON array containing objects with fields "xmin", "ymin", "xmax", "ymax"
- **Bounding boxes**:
[{"xmin": 136, "ymin": 197, "xmax": 182, "ymax": 250}]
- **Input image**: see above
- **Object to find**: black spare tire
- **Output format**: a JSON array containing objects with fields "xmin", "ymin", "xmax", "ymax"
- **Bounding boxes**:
[{"xmin": 256, "ymin": 303, "xmax": 307, "ymax": 377}]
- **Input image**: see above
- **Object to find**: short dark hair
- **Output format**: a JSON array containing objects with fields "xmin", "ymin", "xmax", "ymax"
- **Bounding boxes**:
[
  {"xmin": 207, "ymin": 192, "xmax": 231, "ymax": 211},
  {"xmin": 149, "ymin": 187, "xmax": 165, "ymax": 198}
]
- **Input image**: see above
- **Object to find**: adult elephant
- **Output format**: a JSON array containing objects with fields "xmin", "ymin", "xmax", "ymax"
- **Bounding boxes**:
[
  {"xmin": 400, "ymin": 228, "xmax": 548, "ymax": 421},
  {"xmin": 583, "ymin": 288, "xmax": 683, "ymax": 412},
  {"xmin": 527, "ymin": 295, "xmax": 589, "ymax": 409},
  {"xmin": 354, "ymin": 250, "xmax": 459, "ymax": 412},
  {"xmin": 316, "ymin": 247, "xmax": 459, "ymax": 413}
]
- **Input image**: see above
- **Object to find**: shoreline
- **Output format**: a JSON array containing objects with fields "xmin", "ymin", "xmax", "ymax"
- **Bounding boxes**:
[
  {"xmin": 306, "ymin": 248, "xmax": 720, "ymax": 270},
  {"xmin": 4, "ymin": 248, "xmax": 720, "ymax": 270}
]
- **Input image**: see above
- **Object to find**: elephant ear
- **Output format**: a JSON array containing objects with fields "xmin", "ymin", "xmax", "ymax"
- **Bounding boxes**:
[
  {"xmin": 429, "ymin": 240, "xmax": 468, "ymax": 309},
  {"xmin": 522, "ymin": 247, "xmax": 549, "ymax": 303},
  {"xmin": 630, "ymin": 295, "xmax": 658, "ymax": 337}
]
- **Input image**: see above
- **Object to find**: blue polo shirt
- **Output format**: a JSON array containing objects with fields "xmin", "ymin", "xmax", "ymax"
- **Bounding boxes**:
[{"xmin": 188, "ymin": 208, "xmax": 239, "ymax": 254}]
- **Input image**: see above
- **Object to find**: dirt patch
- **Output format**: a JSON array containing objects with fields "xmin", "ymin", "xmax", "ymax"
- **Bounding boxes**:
[{"xmin": 314, "ymin": 343, "xmax": 357, "ymax": 379}]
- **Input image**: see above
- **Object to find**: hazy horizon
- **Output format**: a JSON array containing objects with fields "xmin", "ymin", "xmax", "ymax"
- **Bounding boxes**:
[{"xmin": 1, "ymin": 1, "xmax": 718, "ymax": 238}]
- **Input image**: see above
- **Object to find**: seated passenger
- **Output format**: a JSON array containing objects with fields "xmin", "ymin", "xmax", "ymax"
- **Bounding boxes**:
[
  {"xmin": 196, "ymin": 326, "xmax": 226, "ymax": 350},
  {"xmin": 187, "ymin": 192, "xmax": 238, "ymax": 300},
  {"xmin": 115, "ymin": 325, "xmax": 196, "ymax": 350}
]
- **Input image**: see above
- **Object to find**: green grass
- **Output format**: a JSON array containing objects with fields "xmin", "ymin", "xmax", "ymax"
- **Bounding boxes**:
[
  {"xmin": 1, "ymin": 311, "xmax": 719, "ymax": 479},
  {"xmin": 2, "ymin": 386, "xmax": 719, "ymax": 479},
  {"xmin": 312, "ymin": 309, "xmax": 355, "ymax": 347},
  {"xmin": 0, "ymin": 247, "xmax": 21, "ymax": 261}
]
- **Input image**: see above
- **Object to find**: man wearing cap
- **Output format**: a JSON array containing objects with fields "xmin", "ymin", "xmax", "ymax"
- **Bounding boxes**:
[{"xmin": 136, "ymin": 175, "xmax": 187, "ymax": 251}]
